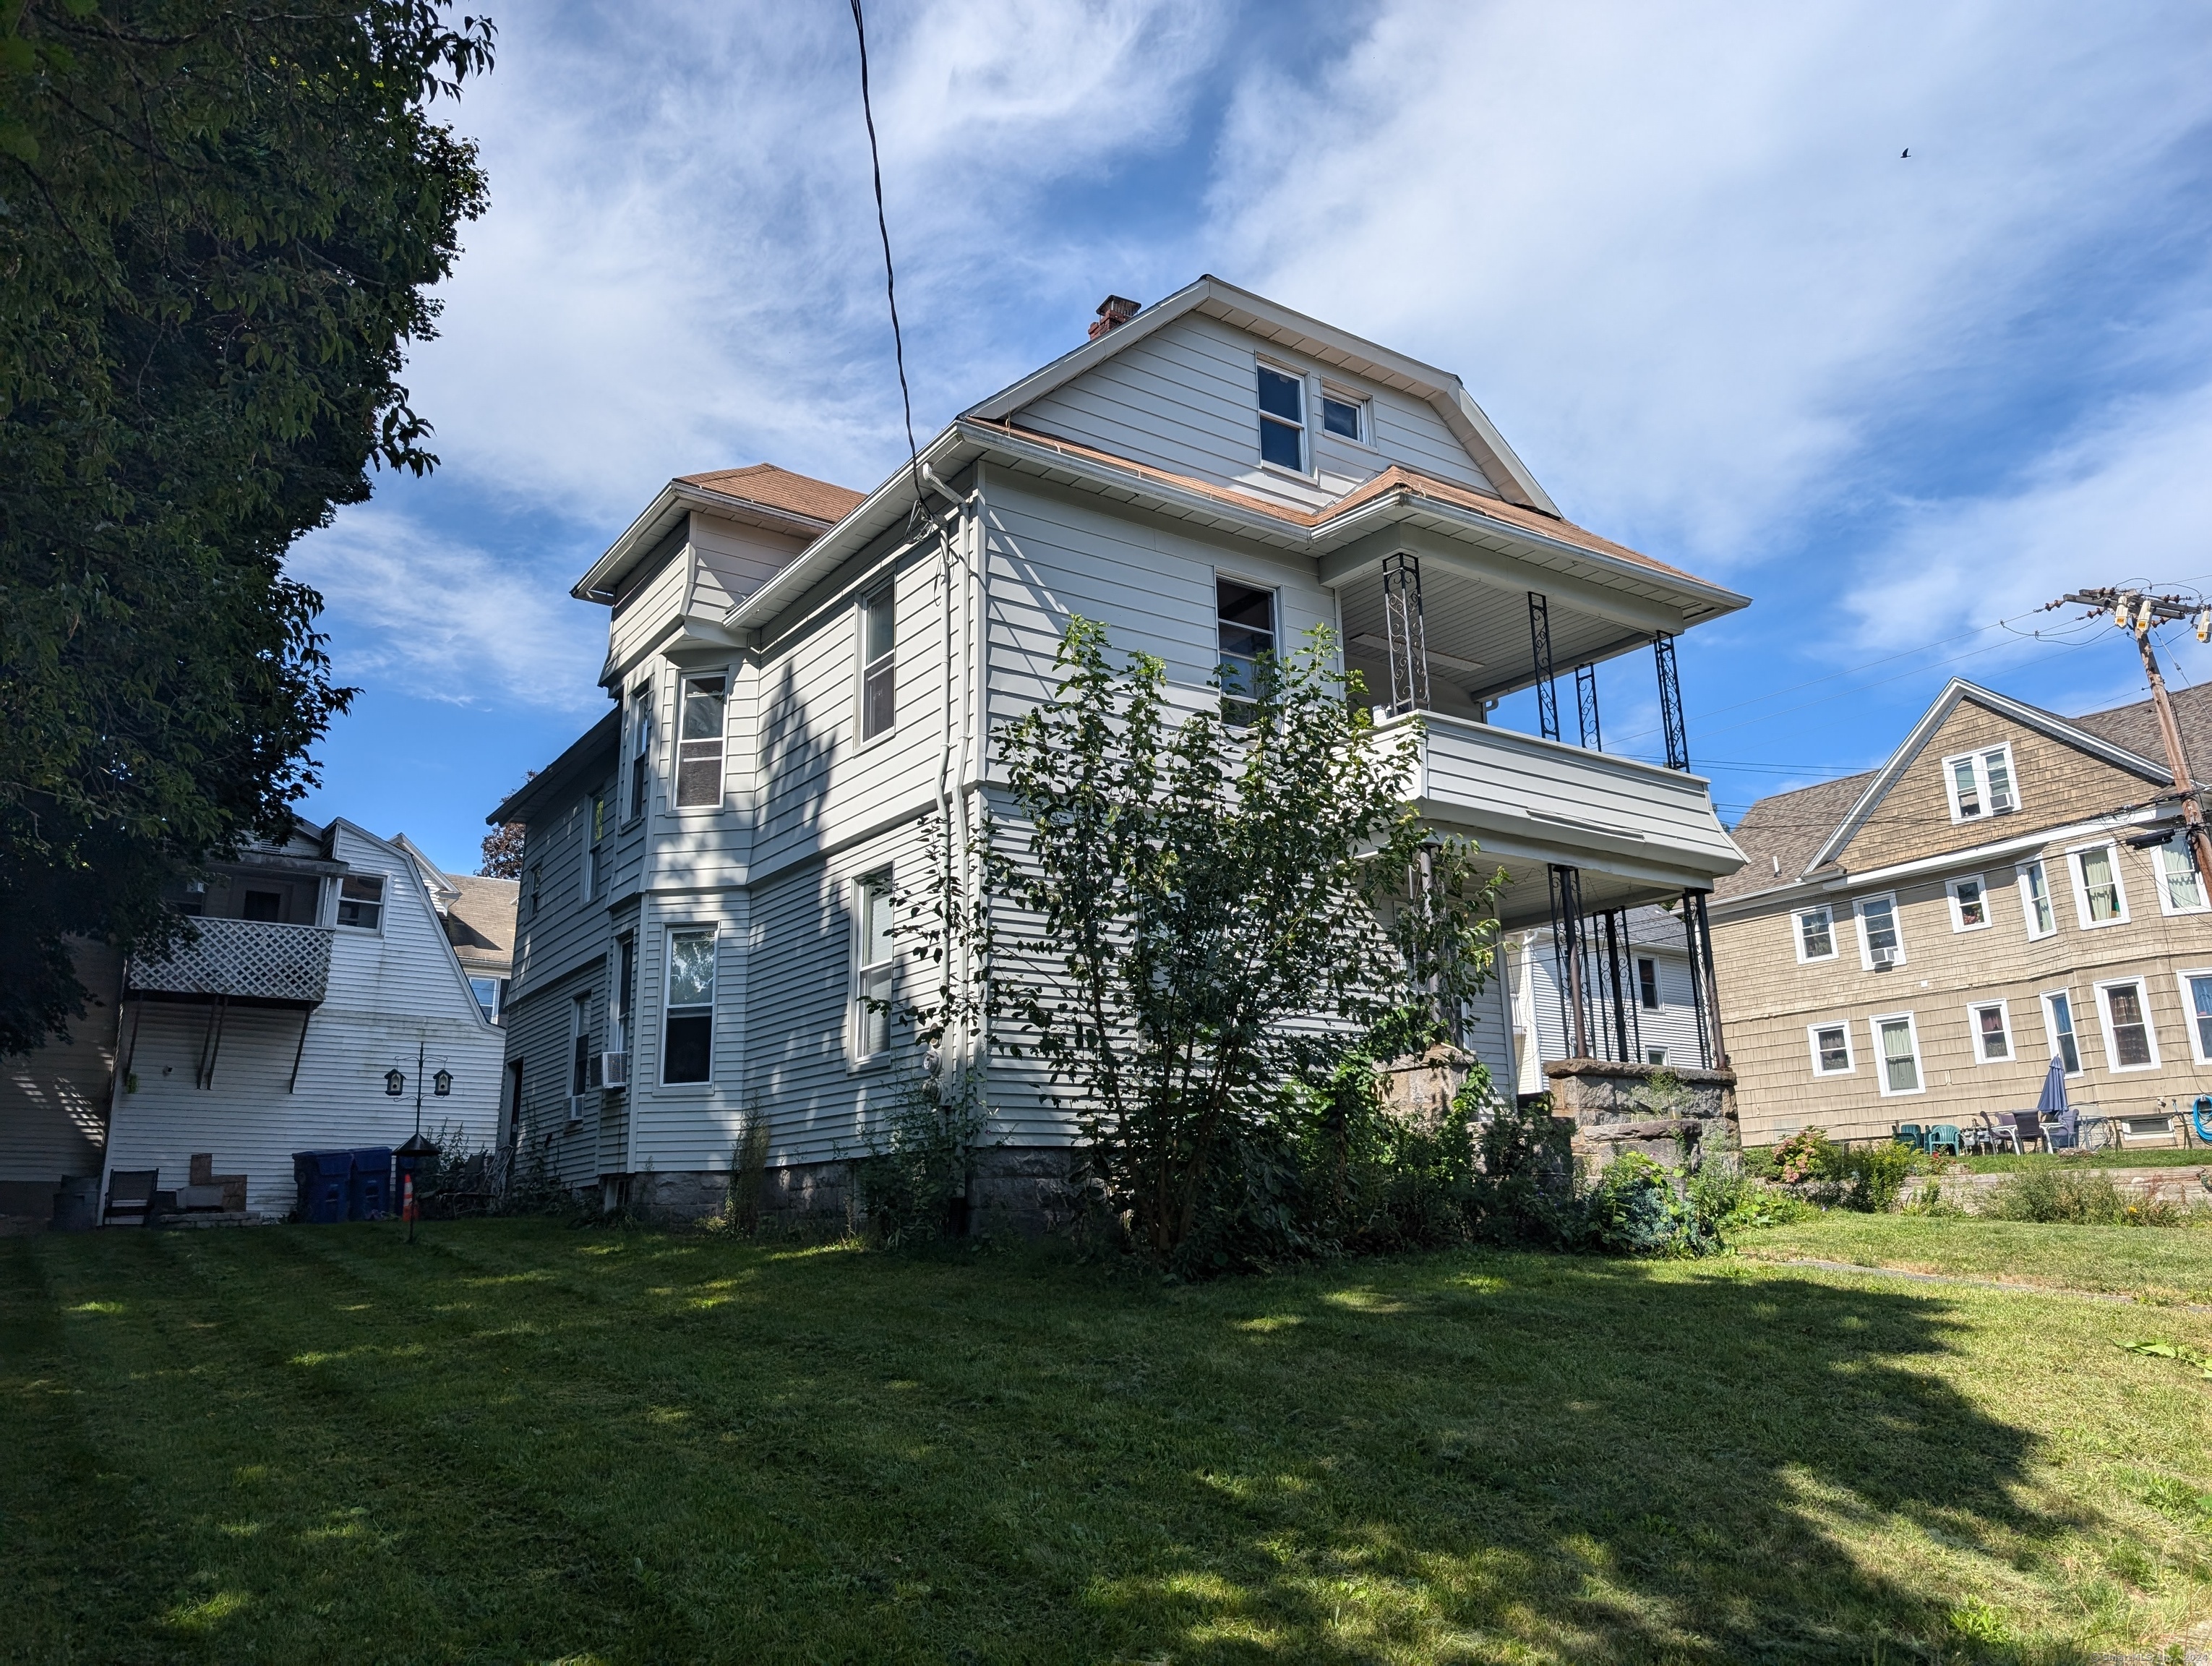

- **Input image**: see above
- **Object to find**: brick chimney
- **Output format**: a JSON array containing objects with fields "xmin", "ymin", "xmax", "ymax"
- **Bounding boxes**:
[{"xmin": 1087, "ymin": 294, "xmax": 1141, "ymax": 341}]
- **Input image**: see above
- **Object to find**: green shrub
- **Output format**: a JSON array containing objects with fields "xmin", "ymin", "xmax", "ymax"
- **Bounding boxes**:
[
  {"xmin": 851, "ymin": 1076, "xmax": 992, "ymax": 1249},
  {"xmin": 1581, "ymin": 1152, "xmax": 1697, "ymax": 1256},
  {"xmin": 1984, "ymin": 1169, "xmax": 2205, "ymax": 1228},
  {"xmin": 1837, "ymin": 1141, "xmax": 1919, "ymax": 1213}
]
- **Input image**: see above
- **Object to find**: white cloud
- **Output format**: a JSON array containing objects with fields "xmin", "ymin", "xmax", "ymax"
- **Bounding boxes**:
[
  {"xmin": 290, "ymin": 505, "xmax": 606, "ymax": 712},
  {"xmin": 1204, "ymin": 0, "xmax": 2212, "ymax": 565}
]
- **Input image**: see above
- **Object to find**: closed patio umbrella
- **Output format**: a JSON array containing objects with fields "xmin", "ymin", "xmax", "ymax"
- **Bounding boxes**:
[{"xmin": 2035, "ymin": 1056, "xmax": 2075, "ymax": 1148}]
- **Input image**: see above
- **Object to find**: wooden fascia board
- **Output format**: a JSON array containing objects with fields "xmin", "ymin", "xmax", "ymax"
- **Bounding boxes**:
[
  {"xmin": 1805, "ymin": 678, "xmax": 2172, "ymax": 871},
  {"xmin": 574, "ymin": 484, "xmax": 834, "ymax": 604},
  {"xmin": 1319, "ymin": 521, "xmax": 1695, "ymax": 638}
]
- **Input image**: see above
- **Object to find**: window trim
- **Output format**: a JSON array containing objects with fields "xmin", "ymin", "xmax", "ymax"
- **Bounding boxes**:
[
  {"xmin": 2093, "ymin": 976, "xmax": 2160, "ymax": 1072},
  {"xmin": 1806, "ymin": 1020, "xmax": 1855, "ymax": 1077},
  {"xmin": 1965, "ymin": 999, "xmax": 2014, "ymax": 1065},
  {"xmin": 660, "ymin": 924, "xmax": 718, "ymax": 1088},
  {"xmin": 1635, "ymin": 956, "xmax": 1660, "ymax": 1012},
  {"xmin": 2174, "ymin": 967, "xmax": 2212, "ymax": 1065},
  {"xmin": 624, "ymin": 680, "xmax": 654, "ymax": 824},
  {"xmin": 1941, "ymin": 742, "xmax": 2019, "ymax": 824},
  {"xmin": 335, "ymin": 873, "xmax": 387, "ymax": 933},
  {"xmin": 850, "ymin": 870, "xmax": 896, "ymax": 1067},
  {"xmin": 2153, "ymin": 837, "xmax": 2209, "ymax": 915},
  {"xmin": 1793, "ymin": 903, "xmax": 1838, "ymax": 964},
  {"xmin": 469, "ymin": 975, "xmax": 502, "ymax": 1026},
  {"xmin": 1945, "ymin": 873, "xmax": 1991, "ymax": 934},
  {"xmin": 1317, "ymin": 383, "xmax": 1374, "ymax": 450},
  {"xmin": 673, "ymin": 672, "xmax": 730, "ymax": 811},
  {"xmin": 2067, "ymin": 840, "xmax": 2130, "ymax": 929},
  {"xmin": 1254, "ymin": 359, "xmax": 1310, "ymax": 477},
  {"xmin": 857, "ymin": 583, "xmax": 897, "ymax": 747},
  {"xmin": 2039, "ymin": 988, "xmax": 2084, "ymax": 1077},
  {"xmin": 2017, "ymin": 858, "xmax": 2058, "ymax": 940},
  {"xmin": 1869, "ymin": 1010, "xmax": 1926, "ymax": 1098},
  {"xmin": 1854, "ymin": 892, "xmax": 1906, "ymax": 972}
]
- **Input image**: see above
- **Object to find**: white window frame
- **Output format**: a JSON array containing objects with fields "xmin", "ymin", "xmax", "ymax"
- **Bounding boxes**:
[
  {"xmin": 2067, "ymin": 841, "xmax": 2130, "ymax": 929},
  {"xmin": 2093, "ymin": 976, "xmax": 2160, "ymax": 1072},
  {"xmin": 1855, "ymin": 892, "xmax": 1906, "ymax": 971},
  {"xmin": 2039, "ymin": 988, "xmax": 2084, "ymax": 1077},
  {"xmin": 1965, "ymin": 998, "xmax": 2014, "ymax": 1064},
  {"xmin": 1806, "ymin": 1020, "xmax": 1855, "ymax": 1077},
  {"xmin": 624, "ymin": 680, "xmax": 654, "ymax": 824},
  {"xmin": 1946, "ymin": 873, "xmax": 1992, "ymax": 933},
  {"xmin": 1869, "ymin": 1010, "xmax": 1926, "ymax": 1098},
  {"xmin": 2017, "ymin": 858, "xmax": 2058, "ymax": 940},
  {"xmin": 2175, "ymin": 967, "xmax": 2212, "ymax": 1065},
  {"xmin": 1793, "ymin": 903, "xmax": 1838, "ymax": 964},
  {"xmin": 850, "ymin": 871, "xmax": 896, "ymax": 1064},
  {"xmin": 1317, "ymin": 383, "xmax": 1373, "ymax": 450},
  {"xmin": 1941, "ymin": 742, "xmax": 2019, "ymax": 824},
  {"xmin": 673, "ymin": 673, "xmax": 729, "ymax": 810},
  {"xmin": 2154, "ymin": 837, "xmax": 2209, "ymax": 915},
  {"xmin": 335, "ymin": 874, "xmax": 386, "ymax": 933},
  {"xmin": 661, "ymin": 925, "xmax": 718, "ymax": 1087},
  {"xmin": 857, "ymin": 584, "xmax": 896, "ymax": 746},
  {"xmin": 1254, "ymin": 359, "xmax": 1309, "ymax": 477}
]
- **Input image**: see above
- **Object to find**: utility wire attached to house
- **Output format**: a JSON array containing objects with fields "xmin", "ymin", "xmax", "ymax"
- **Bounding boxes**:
[{"xmin": 848, "ymin": 0, "xmax": 925, "ymax": 519}]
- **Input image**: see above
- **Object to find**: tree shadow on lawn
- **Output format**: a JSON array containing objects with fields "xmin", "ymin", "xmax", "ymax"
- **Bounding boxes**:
[{"xmin": 1046, "ymin": 1256, "xmax": 2094, "ymax": 1665}]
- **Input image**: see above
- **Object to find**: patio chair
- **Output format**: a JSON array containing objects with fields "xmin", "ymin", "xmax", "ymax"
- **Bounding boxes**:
[
  {"xmin": 1983, "ymin": 1114, "xmax": 2022, "ymax": 1155},
  {"xmin": 102, "ymin": 1169, "xmax": 158, "ymax": 1227},
  {"xmin": 1893, "ymin": 1123, "xmax": 1926, "ymax": 1150},
  {"xmin": 2011, "ymin": 1110, "xmax": 2046, "ymax": 1152},
  {"xmin": 1925, "ymin": 1124, "xmax": 1963, "ymax": 1158}
]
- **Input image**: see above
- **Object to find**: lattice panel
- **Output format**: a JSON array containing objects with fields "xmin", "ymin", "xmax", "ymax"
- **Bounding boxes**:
[{"xmin": 129, "ymin": 919, "xmax": 333, "ymax": 1004}]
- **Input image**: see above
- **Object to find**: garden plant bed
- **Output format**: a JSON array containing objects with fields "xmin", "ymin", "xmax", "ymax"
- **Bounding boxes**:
[{"xmin": 5, "ymin": 1219, "xmax": 2211, "ymax": 1663}]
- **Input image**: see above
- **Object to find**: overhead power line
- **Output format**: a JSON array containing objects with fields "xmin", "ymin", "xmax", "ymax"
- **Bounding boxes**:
[{"xmin": 848, "ymin": 0, "xmax": 923, "ymax": 508}]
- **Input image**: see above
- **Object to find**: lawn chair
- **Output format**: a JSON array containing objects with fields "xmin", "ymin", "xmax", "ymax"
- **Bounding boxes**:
[
  {"xmin": 2011, "ymin": 1109, "xmax": 2046, "ymax": 1152},
  {"xmin": 102, "ymin": 1169, "xmax": 159, "ymax": 1227},
  {"xmin": 1925, "ymin": 1124, "xmax": 1963, "ymax": 1158},
  {"xmin": 1893, "ymin": 1123, "xmax": 1926, "ymax": 1151},
  {"xmin": 1981, "ymin": 1113, "xmax": 2022, "ymax": 1155}
]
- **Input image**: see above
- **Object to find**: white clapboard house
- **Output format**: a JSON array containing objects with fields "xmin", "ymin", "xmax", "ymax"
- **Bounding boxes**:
[
  {"xmin": 1507, "ymin": 905, "xmax": 1715, "ymax": 1098},
  {"xmin": 1, "ymin": 818, "xmax": 507, "ymax": 1221},
  {"xmin": 492, "ymin": 278, "xmax": 1749, "ymax": 1226}
]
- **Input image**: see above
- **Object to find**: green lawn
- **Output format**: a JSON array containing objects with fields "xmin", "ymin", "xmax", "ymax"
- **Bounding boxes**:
[
  {"xmin": 1951, "ymin": 1147, "xmax": 2211, "ymax": 1175},
  {"xmin": 1737, "ymin": 1210, "xmax": 2212, "ymax": 1306},
  {"xmin": 6, "ymin": 1221, "xmax": 2212, "ymax": 1665}
]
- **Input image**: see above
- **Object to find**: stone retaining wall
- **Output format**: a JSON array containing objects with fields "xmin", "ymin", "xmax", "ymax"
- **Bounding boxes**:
[
  {"xmin": 1543, "ymin": 1059, "xmax": 1741, "ymax": 1171},
  {"xmin": 623, "ymin": 1143, "xmax": 1075, "ymax": 1237}
]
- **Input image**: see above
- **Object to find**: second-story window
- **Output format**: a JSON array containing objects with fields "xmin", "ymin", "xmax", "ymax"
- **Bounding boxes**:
[
  {"xmin": 1944, "ymin": 744, "xmax": 2018, "ymax": 821},
  {"xmin": 2018, "ymin": 859, "xmax": 2057, "ymax": 938},
  {"xmin": 1793, "ymin": 905, "xmax": 1835, "ymax": 962},
  {"xmin": 526, "ymin": 862, "xmax": 541, "ymax": 920},
  {"xmin": 859, "ymin": 584, "xmax": 896, "ymax": 742},
  {"xmin": 663, "ymin": 928, "xmax": 716, "ymax": 1084},
  {"xmin": 1256, "ymin": 365, "xmax": 1305, "ymax": 471},
  {"xmin": 2072, "ymin": 844, "xmax": 2127, "ymax": 926},
  {"xmin": 1857, "ymin": 894, "xmax": 1903, "ymax": 970},
  {"xmin": 584, "ymin": 793, "xmax": 606, "ymax": 900},
  {"xmin": 2158, "ymin": 841, "xmax": 2207, "ymax": 913},
  {"xmin": 336, "ymin": 876, "xmax": 384, "ymax": 930},
  {"xmin": 675, "ymin": 676, "xmax": 727, "ymax": 808},
  {"xmin": 1217, "ymin": 578, "xmax": 1275, "ymax": 725},
  {"xmin": 626, "ymin": 682, "xmax": 653, "ymax": 821}
]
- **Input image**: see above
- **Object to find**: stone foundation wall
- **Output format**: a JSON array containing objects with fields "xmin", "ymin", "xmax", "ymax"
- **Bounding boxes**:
[
  {"xmin": 618, "ymin": 1143, "xmax": 1075, "ymax": 1237},
  {"xmin": 1543, "ymin": 1059, "xmax": 1741, "ymax": 1171}
]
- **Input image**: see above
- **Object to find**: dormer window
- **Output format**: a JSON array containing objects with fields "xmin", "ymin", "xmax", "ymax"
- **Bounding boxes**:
[
  {"xmin": 1944, "ymin": 744, "xmax": 2017, "ymax": 821},
  {"xmin": 1256, "ymin": 366, "xmax": 1305, "ymax": 471},
  {"xmin": 1320, "ymin": 390, "xmax": 1366, "ymax": 443}
]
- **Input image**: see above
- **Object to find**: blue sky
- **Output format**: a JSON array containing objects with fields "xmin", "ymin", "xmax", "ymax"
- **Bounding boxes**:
[{"xmin": 290, "ymin": 0, "xmax": 2212, "ymax": 874}]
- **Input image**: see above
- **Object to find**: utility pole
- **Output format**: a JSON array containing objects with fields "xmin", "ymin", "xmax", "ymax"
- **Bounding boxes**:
[{"xmin": 2044, "ymin": 589, "xmax": 2212, "ymax": 886}]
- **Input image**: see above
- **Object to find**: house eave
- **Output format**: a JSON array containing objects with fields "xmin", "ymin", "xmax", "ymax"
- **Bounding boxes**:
[{"xmin": 573, "ymin": 482, "xmax": 840, "ymax": 604}]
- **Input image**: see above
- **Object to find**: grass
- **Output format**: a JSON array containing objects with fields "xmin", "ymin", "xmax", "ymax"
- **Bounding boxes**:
[
  {"xmin": 1737, "ymin": 1210, "xmax": 2212, "ymax": 1306},
  {"xmin": 4, "ymin": 1221, "xmax": 2211, "ymax": 1664},
  {"xmin": 1952, "ymin": 1146, "xmax": 2211, "ymax": 1175}
]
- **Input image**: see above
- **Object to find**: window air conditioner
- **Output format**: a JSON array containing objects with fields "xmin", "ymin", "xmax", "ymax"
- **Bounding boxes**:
[
  {"xmin": 1870, "ymin": 947, "xmax": 1898, "ymax": 970},
  {"xmin": 601, "ymin": 1050, "xmax": 629, "ymax": 1090}
]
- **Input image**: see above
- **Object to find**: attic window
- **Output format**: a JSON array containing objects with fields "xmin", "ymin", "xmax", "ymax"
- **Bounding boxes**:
[
  {"xmin": 1944, "ymin": 744, "xmax": 2017, "ymax": 821},
  {"xmin": 1256, "ymin": 367, "xmax": 1305, "ymax": 471},
  {"xmin": 337, "ymin": 876, "xmax": 385, "ymax": 931},
  {"xmin": 1320, "ymin": 391, "xmax": 1366, "ymax": 443}
]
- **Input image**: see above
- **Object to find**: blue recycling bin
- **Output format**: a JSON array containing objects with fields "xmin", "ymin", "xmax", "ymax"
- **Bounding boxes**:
[
  {"xmin": 348, "ymin": 1148, "xmax": 393, "ymax": 1221},
  {"xmin": 292, "ymin": 1151, "xmax": 352, "ymax": 1224}
]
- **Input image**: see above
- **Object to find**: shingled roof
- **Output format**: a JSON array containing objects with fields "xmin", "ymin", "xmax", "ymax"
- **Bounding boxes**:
[
  {"xmin": 1711, "ymin": 678, "xmax": 2212, "ymax": 905},
  {"xmin": 676, "ymin": 463, "xmax": 865, "ymax": 526}
]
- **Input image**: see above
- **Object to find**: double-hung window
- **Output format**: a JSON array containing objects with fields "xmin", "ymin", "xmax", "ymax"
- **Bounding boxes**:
[
  {"xmin": 1216, "ymin": 577, "xmax": 1276, "ymax": 725},
  {"xmin": 1968, "ymin": 1000, "xmax": 2012, "ymax": 1062},
  {"xmin": 470, "ymin": 977, "xmax": 502, "ymax": 1025},
  {"xmin": 2071, "ymin": 844, "xmax": 2127, "ymax": 927},
  {"xmin": 2179, "ymin": 970, "xmax": 2212, "ymax": 1064},
  {"xmin": 662, "ymin": 928, "xmax": 716, "ymax": 1085},
  {"xmin": 570, "ymin": 993, "xmax": 593, "ymax": 1098},
  {"xmin": 1256, "ymin": 365, "xmax": 1306, "ymax": 471},
  {"xmin": 1794, "ymin": 905, "xmax": 1837, "ymax": 962},
  {"xmin": 854, "ymin": 873, "xmax": 895, "ymax": 1060},
  {"xmin": 1872, "ymin": 1012, "xmax": 1924, "ymax": 1095},
  {"xmin": 2041, "ymin": 991, "xmax": 2082, "ymax": 1075},
  {"xmin": 612, "ymin": 936, "xmax": 635, "ymax": 1059},
  {"xmin": 2018, "ymin": 859, "xmax": 2057, "ymax": 939},
  {"xmin": 1856, "ymin": 894, "xmax": 1903, "ymax": 970},
  {"xmin": 2096, "ymin": 978, "xmax": 2158, "ymax": 1070},
  {"xmin": 1947, "ymin": 875, "xmax": 1989, "ymax": 931},
  {"xmin": 2157, "ymin": 840, "xmax": 2208, "ymax": 913},
  {"xmin": 626, "ymin": 683, "xmax": 654, "ymax": 822},
  {"xmin": 583, "ymin": 793, "xmax": 606, "ymax": 900},
  {"xmin": 1637, "ymin": 957, "xmax": 1660, "ymax": 1010},
  {"xmin": 1944, "ymin": 745, "xmax": 2018, "ymax": 821},
  {"xmin": 337, "ymin": 876, "xmax": 385, "ymax": 931},
  {"xmin": 859, "ymin": 584, "xmax": 896, "ymax": 742},
  {"xmin": 675, "ymin": 676, "xmax": 727, "ymax": 808},
  {"xmin": 1808, "ymin": 1022, "xmax": 1853, "ymax": 1076}
]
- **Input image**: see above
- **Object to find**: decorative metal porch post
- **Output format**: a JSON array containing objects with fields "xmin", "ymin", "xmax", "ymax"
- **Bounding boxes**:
[
  {"xmin": 1547, "ymin": 863, "xmax": 1589, "ymax": 1059},
  {"xmin": 1527, "ymin": 592, "xmax": 1560, "ymax": 742},
  {"xmin": 1680, "ymin": 888, "xmax": 1725, "ymax": 1068},
  {"xmin": 1381, "ymin": 550, "xmax": 1431, "ymax": 717},
  {"xmin": 1600, "ymin": 909, "xmax": 1631, "ymax": 1061},
  {"xmin": 1574, "ymin": 663, "xmax": 1602, "ymax": 751},
  {"xmin": 1655, "ymin": 631, "xmax": 1689, "ymax": 772}
]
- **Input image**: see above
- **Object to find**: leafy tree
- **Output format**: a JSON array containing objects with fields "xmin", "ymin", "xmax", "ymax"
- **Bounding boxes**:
[
  {"xmin": 917, "ymin": 617, "xmax": 1502, "ymax": 1267},
  {"xmin": 0, "ymin": 1, "xmax": 493, "ymax": 1054},
  {"xmin": 479, "ymin": 821, "xmax": 525, "ymax": 879}
]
